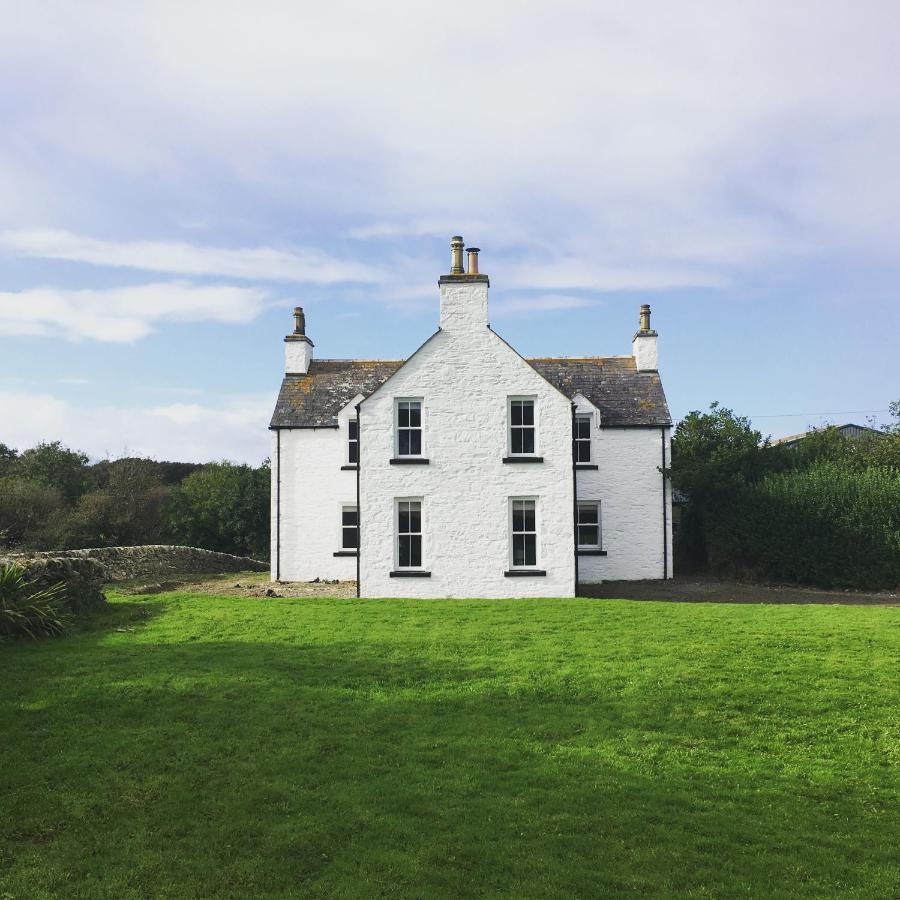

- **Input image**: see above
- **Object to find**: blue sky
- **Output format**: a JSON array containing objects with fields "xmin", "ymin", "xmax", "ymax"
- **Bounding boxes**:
[{"xmin": 1, "ymin": 1, "xmax": 898, "ymax": 463}]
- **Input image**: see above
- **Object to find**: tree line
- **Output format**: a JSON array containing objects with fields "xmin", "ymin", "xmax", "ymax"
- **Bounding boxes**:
[
  {"xmin": 0, "ymin": 442, "xmax": 269, "ymax": 560},
  {"xmin": 670, "ymin": 400, "xmax": 900, "ymax": 590}
]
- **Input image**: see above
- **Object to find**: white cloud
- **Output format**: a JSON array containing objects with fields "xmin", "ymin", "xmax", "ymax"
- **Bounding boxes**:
[
  {"xmin": 0, "ymin": 282, "xmax": 272, "ymax": 342},
  {"xmin": 0, "ymin": 389, "xmax": 270, "ymax": 464},
  {"xmin": 0, "ymin": 229, "xmax": 385, "ymax": 284}
]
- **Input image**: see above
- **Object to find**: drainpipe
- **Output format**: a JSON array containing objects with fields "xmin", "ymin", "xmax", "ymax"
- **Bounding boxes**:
[
  {"xmin": 275, "ymin": 429, "xmax": 281, "ymax": 582},
  {"xmin": 571, "ymin": 403, "xmax": 579, "ymax": 594},
  {"xmin": 661, "ymin": 427, "xmax": 668, "ymax": 580},
  {"xmin": 356, "ymin": 404, "xmax": 361, "ymax": 598}
]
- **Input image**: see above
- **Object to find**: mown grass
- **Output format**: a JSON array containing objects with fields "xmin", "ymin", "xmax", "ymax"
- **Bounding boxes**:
[{"xmin": 1, "ymin": 592, "xmax": 898, "ymax": 898}]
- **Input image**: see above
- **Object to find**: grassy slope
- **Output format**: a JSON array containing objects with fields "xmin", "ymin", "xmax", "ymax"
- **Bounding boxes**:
[{"xmin": 1, "ymin": 594, "xmax": 898, "ymax": 899}]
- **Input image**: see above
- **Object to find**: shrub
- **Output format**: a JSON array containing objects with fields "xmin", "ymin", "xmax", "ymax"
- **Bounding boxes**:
[
  {"xmin": 706, "ymin": 463, "xmax": 900, "ymax": 590},
  {"xmin": 0, "ymin": 563, "xmax": 72, "ymax": 641},
  {"xmin": 0, "ymin": 477, "xmax": 67, "ymax": 549}
]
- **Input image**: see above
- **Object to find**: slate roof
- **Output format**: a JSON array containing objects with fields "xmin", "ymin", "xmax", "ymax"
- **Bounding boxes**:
[
  {"xmin": 528, "ymin": 357, "xmax": 671, "ymax": 427},
  {"xmin": 270, "ymin": 355, "xmax": 671, "ymax": 428}
]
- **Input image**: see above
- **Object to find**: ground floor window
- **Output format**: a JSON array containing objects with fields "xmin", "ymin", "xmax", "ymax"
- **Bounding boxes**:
[
  {"xmin": 397, "ymin": 499, "xmax": 422, "ymax": 568},
  {"xmin": 577, "ymin": 502, "xmax": 601, "ymax": 549},
  {"xmin": 342, "ymin": 505, "xmax": 358, "ymax": 549},
  {"xmin": 510, "ymin": 497, "xmax": 538, "ymax": 567}
]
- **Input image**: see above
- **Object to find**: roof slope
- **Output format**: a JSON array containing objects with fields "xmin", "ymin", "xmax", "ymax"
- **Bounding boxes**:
[
  {"xmin": 528, "ymin": 357, "xmax": 670, "ymax": 426},
  {"xmin": 271, "ymin": 355, "xmax": 670, "ymax": 428},
  {"xmin": 270, "ymin": 359, "xmax": 403, "ymax": 428}
]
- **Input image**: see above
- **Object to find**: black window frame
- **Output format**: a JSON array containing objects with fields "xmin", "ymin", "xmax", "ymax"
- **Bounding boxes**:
[
  {"xmin": 347, "ymin": 419, "xmax": 359, "ymax": 465},
  {"xmin": 575, "ymin": 414, "xmax": 592, "ymax": 463}
]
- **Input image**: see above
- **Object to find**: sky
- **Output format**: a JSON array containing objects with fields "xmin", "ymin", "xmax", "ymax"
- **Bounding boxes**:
[{"xmin": 1, "ymin": 0, "xmax": 898, "ymax": 464}]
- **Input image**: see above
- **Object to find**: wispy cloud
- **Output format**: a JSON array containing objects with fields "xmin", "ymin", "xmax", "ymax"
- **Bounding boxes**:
[
  {"xmin": 0, "ymin": 229, "xmax": 385, "ymax": 284},
  {"xmin": 492, "ymin": 294, "xmax": 599, "ymax": 318},
  {"xmin": 0, "ymin": 282, "xmax": 272, "ymax": 342}
]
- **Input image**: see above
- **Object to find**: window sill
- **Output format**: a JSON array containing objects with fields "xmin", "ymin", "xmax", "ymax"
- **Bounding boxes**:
[
  {"xmin": 390, "ymin": 457, "xmax": 430, "ymax": 465},
  {"xmin": 575, "ymin": 463, "xmax": 598, "ymax": 470},
  {"xmin": 502, "ymin": 456, "xmax": 544, "ymax": 464},
  {"xmin": 340, "ymin": 464, "xmax": 358, "ymax": 470},
  {"xmin": 577, "ymin": 549, "xmax": 607, "ymax": 556},
  {"xmin": 333, "ymin": 550, "xmax": 358, "ymax": 557},
  {"xmin": 504, "ymin": 569, "xmax": 547, "ymax": 577},
  {"xmin": 390, "ymin": 570, "xmax": 431, "ymax": 578}
]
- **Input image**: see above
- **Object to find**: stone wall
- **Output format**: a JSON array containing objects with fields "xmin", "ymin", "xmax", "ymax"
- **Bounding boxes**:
[
  {"xmin": 0, "ymin": 555, "xmax": 107, "ymax": 613},
  {"xmin": 10, "ymin": 545, "xmax": 268, "ymax": 582}
]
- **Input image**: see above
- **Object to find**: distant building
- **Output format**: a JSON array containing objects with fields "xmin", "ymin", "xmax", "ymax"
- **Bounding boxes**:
[
  {"xmin": 268, "ymin": 237, "xmax": 674, "ymax": 598},
  {"xmin": 772, "ymin": 423, "xmax": 885, "ymax": 449}
]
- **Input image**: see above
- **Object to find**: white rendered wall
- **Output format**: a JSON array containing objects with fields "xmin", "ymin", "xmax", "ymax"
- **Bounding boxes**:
[
  {"xmin": 632, "ymin": 334, "xmax": 658, "ymax": 371},
  {"xmin": 359, "ymin": 307, "xmax": 575, "ymax": 599},
  {"xmin": 270, "ymin": 407, "xmax": 359, "ymax": 582},
  {"xmin": 576, "ymin": 419, "xmax": 673, "ymax": 583}
]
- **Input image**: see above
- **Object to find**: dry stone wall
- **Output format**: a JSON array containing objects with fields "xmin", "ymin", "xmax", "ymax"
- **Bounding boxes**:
[
  {"xmin": 0, "ymin": 555, "xmax": 107, "ymax": 613},
  {"xmin": 9, "ymin": 545, "xmax": 268, "ymax": 582}
]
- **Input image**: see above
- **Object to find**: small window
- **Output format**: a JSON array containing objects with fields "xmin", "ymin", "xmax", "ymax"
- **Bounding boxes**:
[
  {"xmin": 509, "ymin": 398, "xmax": 536, "ymax": 455},
  {"xmin": 577, "ymin": 502, "xmax": 601, "ymax": 549},
  {"xmin": 342, "ymin": 506, "xmax": 358, "ymax": 549},
  {"xmin": 397, "ymin": 499, "xmax": 422, "ymax": 568},
  {"xmin": 348, "ymin": 419, "xmax": 358, "ymax": 464},
  {"xmin": 511, "ymin": 498, "xmax": 537, "ymax": 567},
  {"xmin": 397, "ymin": 400, "xmax": 422, "ymax": 456},
  {"xmin": 575, "ymin": 414, "xmax": 592, "ymax": 463}
]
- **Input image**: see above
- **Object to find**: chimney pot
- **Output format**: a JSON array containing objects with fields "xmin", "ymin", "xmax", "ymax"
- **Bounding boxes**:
[
  {"xmin": 639, "ymin": 304, "xmax": 651, "ymax": 333},
  {"xmin": 449, "ymin": 235, "xmax": 465, "ymax": 274},
  {"xmin": 293, "ymin": 306, "xmax": 306, "ymax": 336},
  {"xmin": 466, "ymin": 247, "xmax": 480, "ymax": 275}
]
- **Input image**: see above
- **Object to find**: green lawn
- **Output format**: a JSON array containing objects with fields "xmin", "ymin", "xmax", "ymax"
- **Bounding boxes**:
[{"xmin": 1, "ymin": 593, "xmax": 898, "ymax": 899}]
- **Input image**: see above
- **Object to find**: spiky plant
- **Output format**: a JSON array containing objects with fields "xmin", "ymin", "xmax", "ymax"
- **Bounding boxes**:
[{"xmin": 0, "ymin": 563, "xmax": 72, "ymax": 641}]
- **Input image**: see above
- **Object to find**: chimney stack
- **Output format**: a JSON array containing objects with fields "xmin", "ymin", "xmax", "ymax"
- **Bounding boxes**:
[
  {"xmin": 632, "ymin": 304, "xmax": 659, "ymax": 372},
  {"xmin": 438, "ymin": 235, "xmax": 490, "ymax": 330},
  {"xmin": 285, "ymin": 305, "xmax": 314, "ymax": 374}
]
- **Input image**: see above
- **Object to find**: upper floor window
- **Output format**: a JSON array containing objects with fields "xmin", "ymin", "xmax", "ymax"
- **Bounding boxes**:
[
  {"xmin": 577, "ymin": 502, "xmax": 601, "ymax": 549},
  {"xmin": 575, "ymin": 414, "xmax": 592, "ymax": 463},
  {"xmin": 348, "ymin": 419, "xmax": 359, "ymax": 465},
  {"xmin": 397, "ymin": 499, "xmax": 423, "ymax": 568},
  {"xmin": 509, "ymin": 398, "xmax": 536, "ymax": 455},
  {"xmin": 510, "ymin": 497, "xmax": 538, "ymax": 567},
  {"xmin": 397, "ymin": 400, "xmax": 422, "ymax": 456},
  {"xmin": 342, "ymin": 505, "xmax": 358, "ymax": 549}
]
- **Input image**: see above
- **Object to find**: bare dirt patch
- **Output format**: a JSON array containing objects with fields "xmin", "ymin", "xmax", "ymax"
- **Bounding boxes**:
[
  {"xmin": 580, "ymin": 576, "xmax": 900, "ymax": 606},
  {"xmin": 113, "ymin": 571, "xmax": 355, "ymax": 599}
]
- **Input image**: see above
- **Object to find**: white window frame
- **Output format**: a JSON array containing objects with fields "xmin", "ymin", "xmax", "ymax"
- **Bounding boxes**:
[
  {"xmin": 341, "ymin": 504, "xmax": 359, "ymax": 550},
  {"xmin": 347, "ymin": 418, "xmax": 359, "ymax": 465},
  {"xmin": 576, "ymin": 501, "xmax": 602, "ymax": 550},
  {"xmin": 395, "ymin": 497, "xmax": 424, "ymax": 569},
  {"xmin": 395, "ymin": 398, "xmax": 424, "ymax": 457},
  {"xmin": 508, "ymin": 396, "xmax": 538, "ymax": 457},
  {"xmin": 508, "ymin": 496, "xmax": 539, "ymax": 569},
  {"xmin": 575, "ymin": 413, "xmax": 593, "ymax": 464}
]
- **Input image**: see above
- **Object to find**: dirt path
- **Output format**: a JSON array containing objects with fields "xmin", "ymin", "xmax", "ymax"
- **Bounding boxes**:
[
  {"xmin": 580, "ymin": 577, "xmax": 899, "ymax": 606},
  {"xmin": 114, "ymin": 571, "xmax": 898, "ymax": 605}
]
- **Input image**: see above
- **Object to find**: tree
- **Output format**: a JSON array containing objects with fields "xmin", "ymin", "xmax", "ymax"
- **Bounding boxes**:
[
  {"xmin": 165, "ymin": 462, "xmax": 269, "ymax": 558},
  {"xmin": 0, "ymin": 443, "xmax": 17, "ymax": 479},
  {"xmin": 14, "ymin": 442, "xmax": 89, "ymax": 504},
  {"xmin": 0, "ymin": 478, "xmax": 67, "ymax": 549},
  {"xmin": 669, "ymin": 402, "xmax": 780, "ymax": 571}
]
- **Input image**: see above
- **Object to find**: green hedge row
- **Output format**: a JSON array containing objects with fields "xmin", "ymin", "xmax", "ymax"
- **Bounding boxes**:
[{"xmin": 705, "ymin": 463, "xmax": 900, "ymax": 590}]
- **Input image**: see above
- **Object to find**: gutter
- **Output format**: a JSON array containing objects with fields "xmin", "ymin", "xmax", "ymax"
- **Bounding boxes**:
[{"xmin": 571, "ymin": 403, "xmax": 579, "ymax": 595}]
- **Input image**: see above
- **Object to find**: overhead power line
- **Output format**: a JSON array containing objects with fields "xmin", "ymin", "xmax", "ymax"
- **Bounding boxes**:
[{"xmin": 749, "ymin": 409, "xmax": 890, "ymax": 419}]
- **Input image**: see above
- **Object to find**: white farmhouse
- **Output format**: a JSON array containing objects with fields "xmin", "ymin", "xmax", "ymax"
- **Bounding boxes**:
[{"xmin": 270, "ymin": 237, "xmax": 673, "ymax": 598}]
